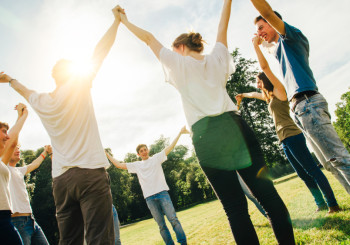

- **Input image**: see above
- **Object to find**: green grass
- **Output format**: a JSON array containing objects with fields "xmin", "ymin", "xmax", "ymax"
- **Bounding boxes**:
[{"xmin": 119, "ymin": 170, "xmax": 350, "ymax": 244}]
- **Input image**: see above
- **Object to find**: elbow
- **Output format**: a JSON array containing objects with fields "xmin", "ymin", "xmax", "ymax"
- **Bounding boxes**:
[{"xmin": 145, "ymin": 33, "xmax": 155, "ymax": 46}]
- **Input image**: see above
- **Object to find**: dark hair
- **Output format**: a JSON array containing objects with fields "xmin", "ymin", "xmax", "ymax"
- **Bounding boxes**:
[
  {"xmin": 172, "ymin": 32, "xmax": 205, "ymax": 53},
  {"xmin": 254, "ymin": 11, "xmax": 282, "ymax": 24},
  {"xmin": 0, "ymin": 122, "xmax": 9, "ymax": 130},
  {"xmin": 136, "ymin": 144, "xmax": 148, "ymax": 154},
  {"xmin": 257, "ymin": 72, "xmax": 274, "ymax": 102}
]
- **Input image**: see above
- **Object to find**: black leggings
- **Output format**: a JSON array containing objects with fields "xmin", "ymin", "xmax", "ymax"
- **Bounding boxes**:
[{"xmin": 193, "ymin": 112, "xmax": 295, "ymax": 245}]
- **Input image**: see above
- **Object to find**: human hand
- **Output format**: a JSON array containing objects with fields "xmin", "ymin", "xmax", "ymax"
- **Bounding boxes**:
[
  {"xmin": 252, "ymin": 34, "xmax": 263, "ymax": 46},
  {"xmin": 0, "ymin": 72, "xmax": 12, "ymax": 83},
  {"xmin": 235, "ymin": 94, "xmax": 243, "ymax": 109},
  {"xmin": 15, "ymin": 103, "xmax": 27, "ymax": 117},
  {"xmin": 112, "ymin": 5, "xmax": 122, "ymax": 21},
  {"xmin": 180, "ymin": 126, "xmax": 190, "ymax": 135},
  {"xmin": 44, "ymin": 145, "xmax": 52, "ymax": 155}
]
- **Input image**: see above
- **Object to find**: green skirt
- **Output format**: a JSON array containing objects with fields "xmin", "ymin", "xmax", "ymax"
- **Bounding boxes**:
[{"xmin": 192, "ymin": 111, "xmax": 252, "ymax": 171}]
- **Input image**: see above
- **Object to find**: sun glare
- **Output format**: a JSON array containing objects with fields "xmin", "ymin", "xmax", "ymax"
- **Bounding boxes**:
[{"xmin": 70, "ymin": 59, "xmax": 94, "ymax": 77}]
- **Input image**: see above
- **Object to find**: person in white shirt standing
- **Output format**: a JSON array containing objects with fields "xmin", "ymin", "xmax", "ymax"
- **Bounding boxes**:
[
  {"xmin": 106, "ymin": 126, "xmax": 189, "ymax": 245},
  {"xmin": 9, "ymin": 144, "xmax": 52, "ymax": 245},
  {"xmin": 0, "ymin": 6, "xmax": 123, "ymax": 244}
]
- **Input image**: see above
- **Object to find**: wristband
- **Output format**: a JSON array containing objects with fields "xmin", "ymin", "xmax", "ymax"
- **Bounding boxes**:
[
  {"xmin": 40, "ymin": 154, "xmax": 46, "ymax": 159},
  {"xmin": 8, "ymin": 79, "xmax": 16, "ymax": 87}
]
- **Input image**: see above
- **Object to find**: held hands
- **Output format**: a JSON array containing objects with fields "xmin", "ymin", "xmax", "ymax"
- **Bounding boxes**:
[
  {"xmin": 44, "ymin": 145, "xmax": 52, "ymax": 155},
  {"xmin": 112, "ymin": 5, "xmax": 127, "ymax": 23},
  {"xmin": 15, "ymin": 103, "xmax": 28, "ymax": 118},
  {"xmin": 180, "ymin": 126, "xmax": 190, "ymax": 135},
  {"xmin": 235, "ymin": 94, "xmax": 243, "ymax": 109},
  {"xmin": 252, "ymin": 34, "xmax": 263, "ymax": 46}
]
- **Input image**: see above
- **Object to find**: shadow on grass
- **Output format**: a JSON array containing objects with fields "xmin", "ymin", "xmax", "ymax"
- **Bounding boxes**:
[{"xmin": 291, "ymin": 212, "xmax": 350, "ymax": 236}]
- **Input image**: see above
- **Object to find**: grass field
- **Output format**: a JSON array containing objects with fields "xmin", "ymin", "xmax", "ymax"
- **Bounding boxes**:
[{"xmin": 119, "ymin": 170, "xmax": 350, "ymax": 244}]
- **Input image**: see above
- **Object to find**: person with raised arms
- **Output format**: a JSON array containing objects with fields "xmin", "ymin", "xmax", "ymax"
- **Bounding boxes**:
[
  {"xmin": 248, "ymin": 0, "xmax": 350, "ymax": 194},
  {"xmin": 106, "ymin": 126, "xmax": 189, "ymax": 245},
  {"xmin": 0, "ymin": 103, "xmax": 28, "ymax": 245},
  {"xmin": 0, "ymin": 5, "xmax": 123, "ymax": 244},
  {"xmin": 236, "ymin": 35, "xmax": 340, "ymax": 214},
  {"xmin": 8, "ymin": 144, "xmax": 52, "ymax": 244},
  {"xmin": 114, "ymin": 1, "xmax": 295, "ymax": 244}
]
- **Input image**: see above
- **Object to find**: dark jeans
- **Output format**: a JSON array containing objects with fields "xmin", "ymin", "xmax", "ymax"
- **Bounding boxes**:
[
  {"xmin": 282, "ymin": 133, "xmax": 338, "ymax": 207},
  {"xmin": 52, "ymin": 167, "xmax": 114, "ymax": 245},
  {"xmin": 193, "ymin": 112, "xmax": 295, "ymax": 245},
  {"xmin": 11, "ymin": 215, "xmax": 49, "ymax": 245},
  {"xmin": 0, "ymin": 210, "xmax": 23, "ymax": 245}
]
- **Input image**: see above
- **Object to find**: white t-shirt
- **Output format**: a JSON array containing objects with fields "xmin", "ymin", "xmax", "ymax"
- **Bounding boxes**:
[
  {"xmin": 8, "ymin": 166, "xmax": 32, "ymax": 214},
  {"xmin": 29, "ymin": 78, "xmax": 109, "ymax": 178},
  {"xmin": 159, "ymin": 42, "xmax": 237, "ymax": 127},
  {"xmin": 126, "ymin": 150, "xmax": 169, "ymax": 198},
  {"xmin": 0, "ymin": 160, "xmax": 12, "ymax": 211}
]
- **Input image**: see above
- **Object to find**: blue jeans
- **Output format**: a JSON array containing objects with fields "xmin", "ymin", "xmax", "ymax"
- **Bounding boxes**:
[
  {"xmin": 11, "ymin": 215, "xmax": 48, "ymax": 245},
  {"xmin": 292, "ymin": 93, "xmax": 350, "ymax": 194},
  {"xmin": 112, "ymin": 205, "xmax": 122, "ymax": 245},
  {"xmin": 0, "ymin": 211, "xmax": 23, "ymax": 245},
  {"xmin": 146, "ymin": 191, "xmax": 187, "ymax": 245},
  {"xmin": 238, "ymin": 174, "xmax": 266, "ymax": 217},
  {"xmin": 282, "ymin": 133, "xmax": 338, "ymax": 207}
]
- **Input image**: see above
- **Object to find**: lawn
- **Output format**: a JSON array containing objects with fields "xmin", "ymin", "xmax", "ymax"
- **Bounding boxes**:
[{"xmin": 119, "ymin": 170, "xmax": 350, "ymax": 244}]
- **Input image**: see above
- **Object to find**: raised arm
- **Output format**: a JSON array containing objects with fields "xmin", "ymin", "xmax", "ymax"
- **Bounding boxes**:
[
  {"xmin": 165, "ymin": 126, "xmax": 190, "ymax": 156},
  {"xmin": 105, "ymin": 151, "xmax": 127, "ymax": 170},
  {"xmin": 250, "ymin": 0, "xmax": 285, "ymax": 35},
  {"xmin": 1, "ymin": 104, "xmax": 28, "ymax": 164},
  {"xmin": 216, "ymin": 0, "xmax": 232, "ymax": 47},
  {"xmin": 25, "ymin": 145, "xmax": 52, "ymax": 174},
  {"xmin": 0, "ymin": 73, "xmax": 34, "ymax": 101},
  {"xmin": 89, "ymin": 6, "xmax": 121, "ymax": 78},
  {"xmin": 118, "ymin": 6, "xmax": 163, "ymax": 59},
  {"xmin": 252, "ymin": 35, "xmax": 287, "ymax": 101}
]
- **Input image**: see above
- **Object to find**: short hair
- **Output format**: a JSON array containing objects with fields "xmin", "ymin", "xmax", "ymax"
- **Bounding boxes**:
[
  {"xmin": 172, "ymin": 32, "xmax": 205, "ymax": 53},
  {"xmin": 136, "ymin": 144, "xmax": 148, "ymax": 154},
  {"xmin": 254, "ymin": 11, "xmax": 282, "ymax": 24},
  {"xmin": 0, "ymin": 122, "xmax": 9, "ymax": 130}
]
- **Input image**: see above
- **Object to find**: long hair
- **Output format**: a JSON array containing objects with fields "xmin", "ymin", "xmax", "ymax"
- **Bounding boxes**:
[{"xmin": 257, "ymin": 72, "xmax": 274, "ymax": 103}]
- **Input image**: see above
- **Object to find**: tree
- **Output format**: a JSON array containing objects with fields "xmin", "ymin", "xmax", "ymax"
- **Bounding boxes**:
[
  {"xmin": 226, "ymin": 49, "xmax": 289, "ymax": 171},
  {"xmin": 333, "ymin": 88, "xmax": 350, "ymax": 152}
]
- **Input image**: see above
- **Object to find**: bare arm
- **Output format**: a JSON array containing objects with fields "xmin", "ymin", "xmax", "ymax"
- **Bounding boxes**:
[
  {"xmin": 216, "ymin": 0, "xmax": 232, "ymax": 47},
  {"xmin": 236, "ymin": 92, "xmax": 265, "ymax": 103},
  {"xmin": 105, "ymin": 151, "xmax": 127, "ymax": 170},
  {"xmin": 26, "ymin": 145, "xmax": 52, "ymax": 174},
  {"xmin": 90, "ymin": 7, "xmax": 121, "ymax": 78},
  {"xmin": 252, "ymin": 36, "xmax": 287, "ymax": 101},
  {"xmin": 250, "ymin": 0, "xmax": 285, "ymax": 35},
  {"xmin": 165, "ymin": 126, "xmax": 190, "ymax": 156},
  {"xmin": 118, "ymin": 7, "xmax": 163, "ymax": 59},
  {"xmin": 0, "ymin": 74, "xmax": 34, "ymax": 101},
  {"xmin": 1, "ymin": 104, "xmax": 28, "ymax": 164}
]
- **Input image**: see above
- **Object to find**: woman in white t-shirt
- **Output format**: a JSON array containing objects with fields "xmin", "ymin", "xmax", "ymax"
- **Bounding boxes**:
[
  {"xmin": 0, "ymin": 104, "xmax": 28, "ymax": 245},
  {"xmin": 116, "ymin": 1, "xmax": 295, "ymax": 244}
]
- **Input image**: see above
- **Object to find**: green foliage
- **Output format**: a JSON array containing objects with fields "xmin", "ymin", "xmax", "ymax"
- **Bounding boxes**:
[
  {"xmin": 333, "ymin": 88, "xmax": 350, "ymax": 152},
  {"xmin": 226, "ymin": 48, "xmax": 289, "ymax": 171}
]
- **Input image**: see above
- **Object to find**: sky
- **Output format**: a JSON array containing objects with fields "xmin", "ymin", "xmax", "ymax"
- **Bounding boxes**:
[{"xmin": 1, "ymin": 0, "xmax": 349, "ymax": 159}]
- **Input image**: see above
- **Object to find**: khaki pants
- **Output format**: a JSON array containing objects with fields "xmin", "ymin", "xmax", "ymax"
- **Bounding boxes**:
[{"xmin": 53, "ymin": 167, "xmax": 114, "ymax": 245}]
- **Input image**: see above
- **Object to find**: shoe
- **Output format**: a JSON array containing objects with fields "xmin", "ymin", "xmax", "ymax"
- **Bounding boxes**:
[
  {"xmin": 315, "ymin": 204, "xmax": 327, "ymax": 212},
  {"xmin": 328, "ymin": 205, "xmax": 341, "ymax": 214}
]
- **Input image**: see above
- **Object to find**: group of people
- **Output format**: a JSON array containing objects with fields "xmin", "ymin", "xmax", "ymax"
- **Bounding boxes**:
[{"xmin": 1, "ymin": 0, "xmax": 349, "ymax": 244}]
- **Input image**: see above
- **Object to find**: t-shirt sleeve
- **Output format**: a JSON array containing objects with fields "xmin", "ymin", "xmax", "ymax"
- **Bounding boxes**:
[
  {"xmin": 211, "ymin": 42, "xmax": 236, "ymax": 78},
  {"xmin": 159, "ymin": 47, "xmax": 184, "ymax": 89},
  {"xmin": 126, "ymin": 162, "xmax": 140, "ymax": 174},
  {"xmin": 280, "ymin": 22, "xmax": 307, "ymax": 43},
  {"xmin": 29, "ymin": 91, "xmax": 55, "ymax": 114},
  {"xmin": 153, "ymin": 150, "xmax": 167, "ymax": 166}
]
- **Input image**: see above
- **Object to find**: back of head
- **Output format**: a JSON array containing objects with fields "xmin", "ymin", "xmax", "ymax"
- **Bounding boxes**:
[
  {"xmin": 52, "ymin": 59, "xmax": 73, "ymax": 86},
  {"xmin": 136, "ymin": 144, "xmax": 148, "ymax": 154},
  {"xmin": 0, "ymin": 122, "xmax": 9, "ymax": 130},
  {"xmin": 254, "ymin": 11, "xmax": 282, "ymax": 24},
  {"xmin": 173, "ymin": 32, "xmax": 205, "ymax": 53}
]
